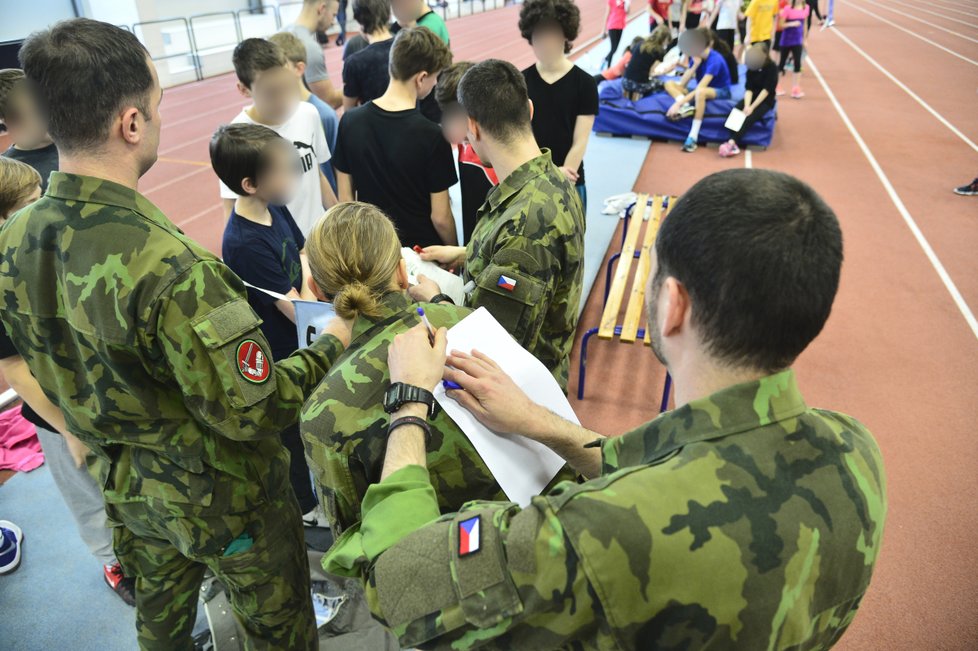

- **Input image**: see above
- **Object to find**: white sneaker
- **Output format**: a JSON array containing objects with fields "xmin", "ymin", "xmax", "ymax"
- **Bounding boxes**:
[{"xmin": 302, "ymin": 505, "xmax": 328, "ymax": 528}]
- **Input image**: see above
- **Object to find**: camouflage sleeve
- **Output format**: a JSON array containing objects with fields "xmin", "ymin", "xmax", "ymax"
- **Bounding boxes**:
[
  {"xmin": 332, "ymin": 465, "xmax": 601, "ymax": 649},
  {"xmin": 466, "ymin": 229, "xmax": 558, "ymax": 349},
  {"xmin": 156, "ymin": 259, "xmax": 343, "ymax": 441}
]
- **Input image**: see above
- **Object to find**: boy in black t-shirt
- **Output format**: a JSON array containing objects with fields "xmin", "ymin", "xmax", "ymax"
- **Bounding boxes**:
[
  {"xmin": 332, "ymin": 26, "xmax": 458, "ymax": 248},
  {"xmin": 519, "ymin": 0, "xmax": 599, "ymax": 214},
  {"xmin": 210, "ymin": 122, "xmax": 324, "ymax": 525},
  {"xmin": 0, "ymin": 69, "xmax": 59, "ymax": 190}
]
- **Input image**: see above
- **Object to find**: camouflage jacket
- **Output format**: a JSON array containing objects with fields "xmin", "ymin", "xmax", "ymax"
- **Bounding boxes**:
[
  {"xmin": 323, "ymin": 370, "xmax": 887, "ymax": 650},
  {"xmin": 301, "ymin": 291, "xmax": 579, "ymax": 548},
  {"xmin": 0, "ymin": 173, "xmax": 344, "ymax": 520},
  {"xmin": 464, "ymin": 150, "xmax": 584, "ymax": 391}
]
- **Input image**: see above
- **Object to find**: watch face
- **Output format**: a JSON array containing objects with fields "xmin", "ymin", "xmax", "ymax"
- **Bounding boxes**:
[{"xmin": 384, "ymin": 383, "xmax": 400, "ymax": 412}]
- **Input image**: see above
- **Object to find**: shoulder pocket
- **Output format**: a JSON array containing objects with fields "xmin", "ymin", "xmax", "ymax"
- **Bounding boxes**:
[
  {"xmin": 474, "ymin": 262, "xmax": 548, "ymax": 345},
  {"xmin": 190, "ymin": 299, "xmax": 277, "ymax": 409}
]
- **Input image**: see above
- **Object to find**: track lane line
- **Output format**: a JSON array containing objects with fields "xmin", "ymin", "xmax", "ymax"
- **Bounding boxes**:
[
  {"xmin": 846, "ymin": 0, "xmax": 978, "ymax": 44},
  {"xmin": 831, "ymin": 27, "xmax": 978, "ymax": 153},
  {"xmin": 873, "ymin": 0, "xmax": 978, "ymax": 27},
  {"xmin": 806, "ymin": 53, "xmax": 978, "ymax": 341},
  {"xmin": 842, "ymin": 0, "xmax": 978, "ymax": 65}
]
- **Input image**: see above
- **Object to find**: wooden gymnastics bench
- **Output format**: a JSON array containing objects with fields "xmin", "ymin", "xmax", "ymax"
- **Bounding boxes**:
[{"xmin": 577, "ymin": 193, "xmax": 676, "ymax": 409}]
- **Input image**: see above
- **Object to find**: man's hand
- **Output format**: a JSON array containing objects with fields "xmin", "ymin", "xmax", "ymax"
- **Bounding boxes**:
[
  {"xmin": 322, "ymin": 315, "xmax": 355, "ymax": 348},
  {"xmin": 443, "ymin": 350, "xmax": 547, "ymax": 438},
  {"xmin": 559, "ymin": 166, "xmax": 580, "ymax": 184},
  {"xmin": 388, "ymin": 323, "xmax": 447, "ymax": 389},
  {"xmin": 419, "ymin": 245, "xmax": 466, "ymax": 269},
  {"xmin": 64, "ymin": 431, "xmax": 90, "ymax": 468},
  {"xmin": 408, "ymin": 274, "xmax": 442, "ymax": 303}
]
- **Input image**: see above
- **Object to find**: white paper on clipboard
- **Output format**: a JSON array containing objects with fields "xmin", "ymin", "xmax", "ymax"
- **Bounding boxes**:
[
  {"xmin": 724, "ymin": 108, "xmax": 747, "ymax": 132},
  {"xmin": 432, "ymin": 307, "xmax": 573, "ymax": 506}
]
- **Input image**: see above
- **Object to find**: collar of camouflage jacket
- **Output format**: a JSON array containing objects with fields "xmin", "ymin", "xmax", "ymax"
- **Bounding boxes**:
[
  {"xmin": 350, "ymin": 291, "xmax": 413, "ymax": 342},
  {"xmin": 484, "ymin": 149, "xmax": 556, "ymax": 212},
  {"xmin": 46, "ymin": 172, "xmax": 178, "ymax": 233},
  {"xmin": 600, "ymin": 369, "xmax": 808, "ymax": 473}
]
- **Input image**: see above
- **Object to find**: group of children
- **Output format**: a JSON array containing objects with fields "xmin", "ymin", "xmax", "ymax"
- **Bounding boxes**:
[{"xmin": 594, "ymin": 0, "xmax": 828, "ymax": 154}]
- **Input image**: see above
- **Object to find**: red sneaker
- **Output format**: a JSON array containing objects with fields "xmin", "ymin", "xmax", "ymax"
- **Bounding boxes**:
[{"xmin": 104, "ymin": 562, "xmax": 136, "ymax": 606}]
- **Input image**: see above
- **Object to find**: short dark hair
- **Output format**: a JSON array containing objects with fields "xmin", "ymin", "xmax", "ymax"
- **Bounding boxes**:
[
  {"xmin": 209, "ymin": 123, "xmax": 288, "ymax": 196},
  {"xmin": 389, "ymin": 27, "xmax": 453, "ymax": 82},
  {"xmin": 353, "ymin": 0, "xmax": 392, "ymax": 35},
  {"xmin": 0, "ymin": 69, "xmax": 26, "ymax": 122},
  {"xmin": 19, "ymin": 18, "xmax": 153, "ymax": 153},
  {"xmin": 434, "ymin": 61, "xmax": 474, "ymax": 110},
  {"xmin": 457, "ymin": 59, "xmax": 532, "ymax": 143},
  {"xmin": 518, "ymin": 0, "xmax": 581, "ymax": 54},
  {"xmin": 653, "ymin": 169, "xmax": 843, "ymax": 372},
  {"xmin": 233, "ymin": 38, "xmax": 288, "ymax": 88}
]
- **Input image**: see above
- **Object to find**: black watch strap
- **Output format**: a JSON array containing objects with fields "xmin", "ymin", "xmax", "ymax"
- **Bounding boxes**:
[
  {"xmin": 430, "ymin": 293, "xmax": 455, "ymax": 305},
  {"xmin": 385, "ymin": 382, "xmax": 437, "ymax": 418}
]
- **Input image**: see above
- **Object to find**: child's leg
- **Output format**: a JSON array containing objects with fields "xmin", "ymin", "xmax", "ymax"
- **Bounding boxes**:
[
  {"xmin": 664, "ymin": 80, "xmax": 687, "ymax": 100},
  {"xmin": 693, "ymin": 86, "xmax": 716, "ymax": 121}
]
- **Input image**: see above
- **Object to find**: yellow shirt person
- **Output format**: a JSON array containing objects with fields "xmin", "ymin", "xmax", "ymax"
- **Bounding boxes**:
[{"xmin": 745, "ymin": 0, "xmax": 780, "ymax": 43}]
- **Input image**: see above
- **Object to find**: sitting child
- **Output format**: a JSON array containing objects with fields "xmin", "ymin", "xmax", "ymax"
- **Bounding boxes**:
[
  {"xmin": 210, "ymin": 122, "xmax": 324, "ymax": 526},
  {"xmin": 299, "ymin": 202, "xmax": 576, "ymax": 537},
  {"xmin": 593, "ymin": 36, "xmax": 642, "ymax": 86},
  {"xmin": 622, "ymin": 25, "xmax": 672, "ymax": 101},
  {"xmin": 719, "ymin": 44, "xmax": 778, "ymax": 157},
  {"xmin": 664, "ymin": 28, "xmax": 733, "ymax": 152}
]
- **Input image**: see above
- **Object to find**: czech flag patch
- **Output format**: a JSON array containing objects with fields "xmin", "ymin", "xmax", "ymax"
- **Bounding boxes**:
[
  {"xmin": 458, "ymin": 515, "xmax": 481, "ymax": 556},
  {"xmin": 497, "ymin": 275, "xmax": 517, "ymax": 291}
]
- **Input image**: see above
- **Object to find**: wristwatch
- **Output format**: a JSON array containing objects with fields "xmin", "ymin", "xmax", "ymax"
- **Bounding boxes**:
[{"xmin": 384, "ymin": 382, "xmax": 438, "ymax": 418}]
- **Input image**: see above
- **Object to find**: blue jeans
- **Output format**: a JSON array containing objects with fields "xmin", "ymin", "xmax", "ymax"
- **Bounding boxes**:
[
  {"xmin": 713, "ymin": 86, "xmax": 732, "ymax": 101},
  {"xmin": 576, "ymin": 184, "xmax": 587, "ymax": 216}
]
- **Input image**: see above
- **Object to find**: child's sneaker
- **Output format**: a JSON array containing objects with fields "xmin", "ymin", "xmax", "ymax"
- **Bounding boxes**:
[
  {"xmin": 104, "ymin": 561, "xmax": 137, "ymax": 606},
  {"xmin": 678, "ymin": 103, "xmax": 696, "ymax": 119},
  {"xmin": 776, "ymin": 85, "xmax": 786, "ymax": 97},
  {"xmin": 791, "ymin": 86, "xmax": 805, "ymax": 99},
  {"xmin": 0, "ymin": 520, "xmax": 23, "ymax": 574},
  {"xmin": 719, "ymin": 141, "xmax": 741, "ymax": 157},
  {"xmin": 682, "ymin": 137, "xmax": 698, "ymax": 153}
]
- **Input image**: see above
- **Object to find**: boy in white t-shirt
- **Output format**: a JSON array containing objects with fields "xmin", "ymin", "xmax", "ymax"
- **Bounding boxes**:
[{"xmin": 220, "ymin": 38, "xmax": 337, "ymax": 236}]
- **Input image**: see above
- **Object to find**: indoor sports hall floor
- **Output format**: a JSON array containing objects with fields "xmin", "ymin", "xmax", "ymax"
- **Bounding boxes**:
[{"xmin": 1, "ymin": 0, "xmax": 977, "ymax": 648}]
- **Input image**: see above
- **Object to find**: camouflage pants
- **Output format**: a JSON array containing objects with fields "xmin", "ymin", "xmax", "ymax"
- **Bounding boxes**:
[{"xmin": 110, "ymin": 494, "xmax": 317, "ymax": 651}]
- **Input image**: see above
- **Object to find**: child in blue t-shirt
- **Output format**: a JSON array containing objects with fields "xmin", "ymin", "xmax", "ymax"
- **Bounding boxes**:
[
  {"xmin": 209, "ymin": 122, "xmax": 325, "ymax": 525},
  {"xmin": 664, "ymin": 28, "xmax": 734, "ymax": 152}
]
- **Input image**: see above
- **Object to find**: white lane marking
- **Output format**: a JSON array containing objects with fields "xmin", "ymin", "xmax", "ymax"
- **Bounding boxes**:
[
  {"xmin": 832, "ymin": 27, "xmax": 978, "ymax": 153},
  {"xmin": 807, "ymin": 53, "xmax": 978, "ymax": 341},
  {"xmin": 843, "ymin": 0, "xmax": 978, "ymax": 65},
  {"xmin": 846, "ymin": 0, "xmax": 978, "ymax": 44}
]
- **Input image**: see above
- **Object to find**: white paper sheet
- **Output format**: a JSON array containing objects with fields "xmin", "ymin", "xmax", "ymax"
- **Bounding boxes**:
[
  {"xmin": 724, "ymin": 108, "xmax": 747, "ymax": 132},
  {"xmin": 433, "ymin": 308, "xmax": 574, "ymax": 507},
  {"xmin": 402, "ymin": 247, "xmax": 466, "ymax": 305},
  {"xmin": 294, "ymin": 300, "xmax": 336, "ymax": 349}
]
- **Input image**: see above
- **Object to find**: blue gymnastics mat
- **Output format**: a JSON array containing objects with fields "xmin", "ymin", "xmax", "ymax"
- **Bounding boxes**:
[{"xmin": 593, "ymin": 74, "xmax": 778, "ymax": 148}]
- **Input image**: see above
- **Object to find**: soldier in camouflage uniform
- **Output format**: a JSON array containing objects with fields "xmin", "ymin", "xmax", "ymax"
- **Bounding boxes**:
[
  {"xmin": 299, "ymin": 203, "xmax": 574, "ymax": 550},
  {"xmin": 324, "ymin": 169, "xmax": 887, "ymax": 650},
  {"xmin": 0, "ymin": 19, "xmax": 351, "ymax": 650},
  {"xmin": 409, "ymin": 60, "xmax": 585, "ymax": 390}
]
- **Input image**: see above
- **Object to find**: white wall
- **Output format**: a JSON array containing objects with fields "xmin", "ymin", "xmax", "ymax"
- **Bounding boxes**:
[{"xmin": 0, "ymin": 0, "xmax": 77, "ymax": 41}]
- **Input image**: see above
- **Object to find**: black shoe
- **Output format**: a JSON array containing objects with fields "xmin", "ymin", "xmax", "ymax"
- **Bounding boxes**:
[
  {"xmin": 953, "ymin": 178, "xmax": 978, "ymax": 196},
  {"xmin": 104, "ymin": 562, "xmax": 137, "ymax": 607}
]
